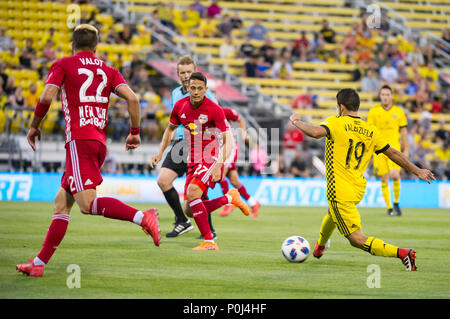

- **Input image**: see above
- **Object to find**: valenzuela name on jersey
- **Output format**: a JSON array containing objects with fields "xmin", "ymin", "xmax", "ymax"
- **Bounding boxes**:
[{"xmin": 344, "ymin": 121, "xmax": 374, "ymax": 138}]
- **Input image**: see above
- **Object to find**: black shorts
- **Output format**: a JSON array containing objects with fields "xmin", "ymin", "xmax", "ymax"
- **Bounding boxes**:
[{"xmin": 161, "ymin": 139, "xmax": 188, "ymax": 177}]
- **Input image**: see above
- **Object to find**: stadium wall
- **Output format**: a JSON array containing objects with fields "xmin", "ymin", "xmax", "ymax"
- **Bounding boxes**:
[{"xmin": 0, "ymin": 173, "xmax": 448, "ymax": 209}]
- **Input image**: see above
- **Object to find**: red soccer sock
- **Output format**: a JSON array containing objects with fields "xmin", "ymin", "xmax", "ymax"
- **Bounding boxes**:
[
  {"xmin": 90, "ymin": 197, "xmax": 139, "ymax": 222},
  {"xmin": 189, "ymin": 198, "xmax": 213, "ymax": 241},
  {"xmin": 37, "ymin": 213, "xmax": 70, "ymax": 264},
  {"xmin": 220, "ymin": 179, "xmax": 229, "ymax": 194},
  {"xmin": 238, "ymin": 184, "xmax": 251, "ymax": 201},
  {"xmin": 203, "ymin": 195, "xmax": 230, "ymax": 214}
]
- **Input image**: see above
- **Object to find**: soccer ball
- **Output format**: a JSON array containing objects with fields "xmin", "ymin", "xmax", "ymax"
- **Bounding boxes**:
[{"xmin": 281, "ymin": 236, "xmax": 310, "ymax": 263}]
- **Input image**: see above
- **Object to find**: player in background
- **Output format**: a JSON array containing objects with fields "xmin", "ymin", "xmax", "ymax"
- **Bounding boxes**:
[
  {"xmin": 218, "ymin": 107, "xmax": 261, "ymax": 218},
  {"xmin": 290, "ymin": 88, "xmax": 434, "ymax": 271},
  {"xmin": 16, "ymin": 25, "xmax": 161, "ymax": 277},
  {"xmin": 157, "ymin": 56, "xmax": 218, "ymax": 238},
  {"xmin": 368, "ymin": 85, "xmax": 409, "ymax": 216},
  {"xmin": 150, "ymin": 72, "xmax": 250, "ymax": 251}
]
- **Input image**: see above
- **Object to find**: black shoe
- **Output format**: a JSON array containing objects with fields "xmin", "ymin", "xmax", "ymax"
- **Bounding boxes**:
[
  {"xmin": 393, "ymin": 203, "xmax": 402, "ymax": 216},
  {"xmin": 387, "ymin": 208, "xmax": 394, "ymax": 216},
  {"xmin": 196, "ymin": 231, "xmax": 217, "ymax": 240},
  {"xmin": 165, "ymin": 221, "xmax": 194, "ymax": 238}
]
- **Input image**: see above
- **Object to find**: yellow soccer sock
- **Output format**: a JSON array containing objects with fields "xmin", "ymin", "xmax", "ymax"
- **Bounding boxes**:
[
  {"xmin": 363, "ymin": 237, "xmax": 398, "ymax": 257},
  {"xmin": 317, "ymin": 214, "xmax": 336, "ymax": 246},
  {"xmin": 381, "ymin": 182, "xmax": 392, "ymax": 210},
  {"xmin": 393, "ymin": 179, "xmax": 400, "ymax": 204}
]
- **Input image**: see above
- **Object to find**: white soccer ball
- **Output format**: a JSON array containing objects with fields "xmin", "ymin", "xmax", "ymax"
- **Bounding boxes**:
[{"xmin": 281, "ymin": 236, "xmax": 310, "ymax": 263}]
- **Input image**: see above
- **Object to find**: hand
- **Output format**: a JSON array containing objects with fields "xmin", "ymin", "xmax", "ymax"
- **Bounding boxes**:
[
  {"xmin": 289, "ymin": 113, "xmax": 301, "ymax": 124},
  {"xmin": 210, "ymin": 164, "xmax": 223, "ymax": 183},
  {"xmin": 27, "ymin": 127, "xmax": 41, "ymax": 151},
  {"xmin": 150, "ymin": 154, "xmax": 162, "ymax": 169},
  {"xmin": 416, "ymin": 168, "xmax": 435, "ymax": 184},
  {"xmin": 125, "ymin": 133, "xmax": 141, "ymax": 151}
]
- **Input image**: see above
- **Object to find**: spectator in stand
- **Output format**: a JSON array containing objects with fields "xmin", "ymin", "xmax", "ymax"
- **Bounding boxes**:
[
  {"xmin": 196, "ymin": 15, "xmax": 218, "ymax": 38},
  {"xmin": 319, "ymin": 19, "xmax": 335, "ymax": 43},
  {"xmin": 41, "ymin": 40, "xmax": 57, "ymax": 65},
  {"xmin": 292, "ymin": 88, "xmax": 313, "ymax": 109},
  {"xmin": 3, "ymin": 76, "xmax": 16, "ymax": 96},
  {"xmin": 25, "ymin": 83, "xmax": 40, "ymax": 108},
  {"xmin": 2, "ymin": 47, "xmax": 20, "ymax": 69},
  {"xmin": 255, "ymin": 55, "xmax": 270, "ymax": 78},
  {"xmin": 207, "ymin": 0, "xmax": 221, "ymax": 18},
  {"xmin": 118, "ymin": 24, "xmax": 133, "ymax": 44},
  {"xmin": 289, "ymin": 148, "xmax": 311, "ymax": 178},
  {"xmin": 271, "ymin": 153, "xmax": 288, "ymax": 177},
  {"xmin": 230, "ymin": 11, "xmax": 243, "ymax": 29},
  {"xmin": 438, "ymin": 29, "xmax": 450, "ymax": 56},
  {"xmin": 239, "ymin": 34, "xmax": 256, "ymax": 58},
  {"xmin": 283, "ymin": 121, "xmax": 304, "ymax": 165},
  {"xmin": 395, "ymin": 61, "xmax": 410, "ymax": 85},
  {"xmin": 263, "ymin": 45, "xmax": 276, "ymax": 66},
  {"xmin": 0, "ymin": 27, "xmax": 15, "ymax": 52},
  {"xmin": 248, "ymin": 19, "xmax": 268, "ymax": 41},
  {"xmin": 8, "ymin": 86, "xmax": 25, "ymax": 108},
  {"xmin": 435, "ymin": 120, "xmax": 448, "ymax": 144},
  {"xmin": 156, "ymin": 1, "xmax": 176, "ymax": 31},
  {"xmin": 406, "ymin": 45, "xmax": 425, "ymax": 66},
  {"xmin": 380, "ymin": 59, "xmax": 398, "ymax": 83},
  {"xmin": 192, "ymin": 0, "xmax": 206, "ymax": 18},
  {"xmin": 217, "ymin": 14, "xmax": 233, "ymax": 37},
  {"xmin": 271, "ymin": 52, "xmax": 293, "ymax": 80},
  {"xmin": 186, "ymin": 4, "xmax": 201, "ymax": 26},
  {"xmin": 431, "ymin": 94, "xmax": 442, "ymax": 114},
  {"xmin": 243, "ymin": 54, "xmax": 258, "ymax": 77},
  {"xmin": 281, "ymin": 40, "xmax": 299, "ymax": 61},
  {"xmin": 106, "ymin": 27, "xmax": 119, "ymax": 44},
  {"xmin": 19, "ymin": 38, "xmax": 37, "ymax": 69},
  {"xmin": 294, "ymin": 31, "xmax": 310, "ymax": 59},
  {"xmin": 219, "ymin": 35, "xmax": 236, "ymax": 59},
  {"xmin": 173, "ymin": 11, "xmax": 197, "ymax": 35},
  {"xmin": 442, "ymin": 88, "xmax": 450, "ymax": 113}
]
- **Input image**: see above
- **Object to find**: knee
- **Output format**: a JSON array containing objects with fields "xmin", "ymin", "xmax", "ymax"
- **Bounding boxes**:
[
  {"xmin": 347, "ymin": 232, "xmax": 367, "ymax": 249},
  {"xmin": 78, "ymin": 198, "xmax": 93, "ymax": 215},
  {"xmin": 157, "ymin": 175, "xmax": 172, "ymax": 192}
]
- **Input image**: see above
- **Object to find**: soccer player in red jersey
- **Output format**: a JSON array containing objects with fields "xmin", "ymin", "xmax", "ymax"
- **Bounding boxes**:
[
  {"xmin": 16, "ymin": 25, "xmax": 161, "ymax": 277},
  {"xmin": 218, "ymin": 107, "xmax": 261, "ymax": 217},
  {"xmin": 150, "ymin": 72, "xmax": 250, "ymax": 250}
]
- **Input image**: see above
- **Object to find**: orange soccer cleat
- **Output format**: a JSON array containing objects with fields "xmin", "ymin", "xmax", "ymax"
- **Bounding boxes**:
[
  {"xmin": 141, "ymin": 208, "xmax": 161, "ymax": 247},
  {"xmin": 219, "ymin": 204, "xmax": 235, "ymax": 217},
  {"xmin": 250, "ymin": 201, "xmax": 261, "ymax": 218},
  {"xmin": 16, "ymin": 259, "xmax": 44, "ymax": 277},
  {"xmin": 192, "ymin": 241, "xmax": 219, "ymax": 251},
  {"xmin": 226, "ymin": 189, "xmax": 250, "ymax": 216}
]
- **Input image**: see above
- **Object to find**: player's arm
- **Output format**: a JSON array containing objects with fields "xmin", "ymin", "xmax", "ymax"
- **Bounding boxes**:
[
  {"xmin": 27, "ymin": 85, "xmax": 59, "ymax": 151},
  {"xmin": 289, "ymin": 113, "xmax": 328, "ymax": 139},
  {"xmin": 115, "ymin": 85, "xmax": 141, "ymax": 150},
  {"xmin": 399, "ymin": 126, "xmax": 409, "ymax": 157},
  {"xmin": 238, "ymin": 116, "xmax": 249, "ymax": 143},
  {"xmin": 150, "ymin": 123, "xmax": 177, "ymax": 168},
  {"xmin": 383, "ymin": 146, "xmax": 435, "ymax": 183}
]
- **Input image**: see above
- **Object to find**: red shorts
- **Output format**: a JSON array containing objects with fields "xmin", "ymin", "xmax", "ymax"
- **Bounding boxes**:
[
  {"xmin": 61, "ymin": 139, "xmax": 106, "ymax": 195},
  {"xmin": 184, "ymin": 160, "xmax": 223, "ymax": 198}
]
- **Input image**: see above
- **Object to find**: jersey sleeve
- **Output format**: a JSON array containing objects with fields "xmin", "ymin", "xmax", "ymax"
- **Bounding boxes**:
[
  {"xmin": 320, "ymin": 116, "xmax": 336, "ymax": 140},
  {"xmin": 213, "ymin": 105, "xmax": 228, "ymax": 133},
  {"xmin": 373, "ymin": 127, "xmax": 390, "ymax": 155},
  {"xmin": 398, "ymin": 108, "xmax": 408, "ymax": 128},
  {"xmin": 45, "ymin": 59, "xmax": 65, "ymax": 89},
  {"xmin": 110, "ymin": 68, "xmax": 128, "ymax": 94},
  {"xmin": 169, "ymin": 101, "xmax": 181, "ymax": 126},
  {"xmin": 223, "ymin": 108, "xmax": 240, "ymax": 122}
]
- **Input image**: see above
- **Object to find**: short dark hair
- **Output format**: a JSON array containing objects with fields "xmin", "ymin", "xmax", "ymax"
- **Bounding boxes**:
[
  {"xmin": 379, "ymin": 84, "xmax": 393, "ymax": 94},
  {"xmin": 72, "ymin": 24, "xmax": 99, "ymax": 50},
  {"xmin": 189, "ymin": 72, "xmax": 207, "ymax": 86},
  {"xmin": 336, "ymin": 88, "xmax": 360, "ymax": 111}
]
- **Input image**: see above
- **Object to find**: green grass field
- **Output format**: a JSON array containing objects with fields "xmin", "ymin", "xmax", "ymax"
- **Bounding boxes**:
[{"xmin": 1, "ymin": 201, "xmax": 449, "ymax": 299}]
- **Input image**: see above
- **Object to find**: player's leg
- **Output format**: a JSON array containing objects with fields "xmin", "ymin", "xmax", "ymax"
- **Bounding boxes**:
[
  {"xmin": 390, "ymin": 168, "xmax": 402, "ymax": 216},
  {"xmin": 313, "ymin": 209, "xmax": 335, "ymax": 258},
  {"xmin": 374, "ymin": 154, "xmax": 393, "ymax": 215},
  {"xmin": 218, "ymin": 167, "xmax": 235, "ymax": 217},
  {"xmin": 16, "ymin": 188, "xmax": 75, "ymax": 276},
  {"xmin": 228, "ymin": 169, "xmax": 260, "ymax": 217}
]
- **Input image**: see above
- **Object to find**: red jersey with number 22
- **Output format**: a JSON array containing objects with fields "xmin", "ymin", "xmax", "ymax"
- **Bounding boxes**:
[
  {"xmin": 169, "ymin": 96, "xmax": 228, "ymax": 166},
  {"xmin": 45, "ymin": 51, "xmax": 128, "ymax": 146}
]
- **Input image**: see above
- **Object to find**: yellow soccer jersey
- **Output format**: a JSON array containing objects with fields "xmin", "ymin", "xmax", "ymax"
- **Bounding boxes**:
[
  {"xmin": 320, "ymin": 115, "xmax": 390, "ymax": 202},
  {"xmin": 367, "ymin": 105, "xmax": 407, "ymax": 151}
]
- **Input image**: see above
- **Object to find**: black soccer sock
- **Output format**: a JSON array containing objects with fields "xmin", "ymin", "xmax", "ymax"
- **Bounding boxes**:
[
  {"xmin": 208, "ymin": 213, "xmax": 215, "ymax": 233},
  {"xmin": 163, "ymin": 187, "xmax": 188, "ymax": 224}
]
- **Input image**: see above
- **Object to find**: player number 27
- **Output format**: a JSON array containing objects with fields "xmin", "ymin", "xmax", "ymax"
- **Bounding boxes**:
[
  {"xmin": 345, "ymin": 139, "xmax": 365, "ymax": 170},
  {"xmin": 78, "ymin": 68, "xmax": 108, "ymax": 103}
]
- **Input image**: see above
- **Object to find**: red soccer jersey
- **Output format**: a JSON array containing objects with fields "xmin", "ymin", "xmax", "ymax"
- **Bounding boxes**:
[
  {"xmin": 169, "ymin": 96, "xmax": 228, "ymax": 165},
  {"xmin": 45, "ymin": 51, "xmax": 127, "ymax": 146},
  {"xmin": 222, "ymin": 107, "xmax": 240, "ymax": 123}
]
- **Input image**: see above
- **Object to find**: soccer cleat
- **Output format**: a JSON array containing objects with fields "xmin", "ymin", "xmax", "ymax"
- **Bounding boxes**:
[
  {"xmin": 393, "ymin": 203, "xmax": 402, "ymax": 216},
  {"xmin": 313, "ymin": 240, "xmax": 330, "ymax": 259},
  {"xmin": 398, "ymin": 248, "xmax": 417, "ymax": 271},
  {"xmin": 250, "ymin": 201, "xmax": 261, "ymax": 218},
  {"xmin": 219, "ymin": 204, "xmax": 234, "ymax": 217},
  {"xmin": 387, "ymin": 208, "xmax": 394, "ymax": 216},
  {"xmin": 141, "ymin": 208, "xmax": 161, "ymax": 247},
  {"xmin": 227, "ymin": 188, "xmax": 250, "ymax": 216},
  {"xmin": 166, "ymin": 221, "xmax": 194, "ymax": 238},
  {"xmin": 192, "ymin": 241, "xmax": 219, "ymax": 251},
  {"xmin": 16, "ymin": 259, "xmax": 44, "ymax": 277}
]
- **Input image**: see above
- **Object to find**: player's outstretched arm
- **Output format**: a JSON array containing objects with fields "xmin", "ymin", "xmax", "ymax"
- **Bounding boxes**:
[
  {"xmin": 384, "ymin": 147, "xmax": 435, "ymax": 184},
  {"xmin": 290, "ymin": 113, "xmax": 327, "ymax": 139},
  {"xmin": 116, "ymin": 85, "xmax": 141, "ymax": 150},
  {"xmin": 27, "ymin": 85, "xmax": 59, "ymax": 151},
  {"xmin": 150, "ymin": 124, "xmax": 177, "ymax": 168}
]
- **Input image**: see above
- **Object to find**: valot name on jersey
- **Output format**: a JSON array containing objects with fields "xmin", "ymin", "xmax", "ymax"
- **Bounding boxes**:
[{"xmin": 79, "ymin": 57, "xmax": 104, "ymax": 67}]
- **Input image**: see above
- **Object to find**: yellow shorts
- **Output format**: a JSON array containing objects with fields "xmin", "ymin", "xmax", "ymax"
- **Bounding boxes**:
[
  {"xmin": 372, "ymin": 152, "xmax": 401, "ymax": 176},
  {"xmin": 328, "ymin": 200, "xmax": 361, "ymax": 237}
]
